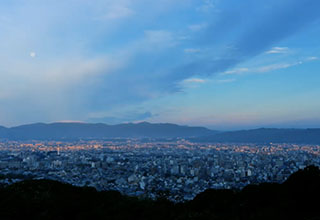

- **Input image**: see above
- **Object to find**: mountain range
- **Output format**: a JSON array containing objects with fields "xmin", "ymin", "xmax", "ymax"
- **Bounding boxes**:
[
  {"xmin": 0, "ymin": 122, "xmax": 320, "ymax": 144},
  {"xmin": 0, "ymin": 122, "xmax": 214, "ymax": 140},
  {"xmin": 193, "ymin": 128, "xmax": 320, "ymax": 144}
]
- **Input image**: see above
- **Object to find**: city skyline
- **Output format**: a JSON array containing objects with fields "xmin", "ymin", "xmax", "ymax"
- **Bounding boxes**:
[{"xmin": 1, "ymin": 0, "xmax": 320, "ymax": 129}]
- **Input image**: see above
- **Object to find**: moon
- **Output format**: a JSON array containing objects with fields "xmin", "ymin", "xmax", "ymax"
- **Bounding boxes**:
[{"xmin": 30, "ymin": 52, "xmax": 36, "ymax": 58}]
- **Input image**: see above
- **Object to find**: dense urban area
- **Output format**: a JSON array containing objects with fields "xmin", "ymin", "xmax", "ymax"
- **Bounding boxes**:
[{"xmin": 0, "ymin": 139, "xmax": 319, "ymax": 202}]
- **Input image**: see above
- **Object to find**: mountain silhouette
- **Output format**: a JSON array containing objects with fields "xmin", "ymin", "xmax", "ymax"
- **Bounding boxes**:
[
  {"xmin": 192, "ymin": 128, "xmax": 320, "ymax": 144},
  {"xmin": 0, "ymin": 122, "xmax": 215, "ymax": 140}
]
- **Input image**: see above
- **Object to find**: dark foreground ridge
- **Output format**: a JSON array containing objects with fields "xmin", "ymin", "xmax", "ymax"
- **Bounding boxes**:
[{"xmin": 0, "ymin": 166, "xmax": 319, "ymax": 220}]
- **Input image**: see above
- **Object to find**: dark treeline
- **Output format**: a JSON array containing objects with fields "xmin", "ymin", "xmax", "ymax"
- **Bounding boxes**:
[{"xmin": 0, "ymin": 166, "xmax": 319, "ymax": 220}]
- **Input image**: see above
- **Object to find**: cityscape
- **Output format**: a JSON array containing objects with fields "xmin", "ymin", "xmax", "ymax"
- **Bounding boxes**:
[
  {"xmin": 1, "ymin": 139, "xmax": 319, "ymax": 202},
  {"xmin": 1, "ymin": 0, "xmax": 320, "ymax": 218}
]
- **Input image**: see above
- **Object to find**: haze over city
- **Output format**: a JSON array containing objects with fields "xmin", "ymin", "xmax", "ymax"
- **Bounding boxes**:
[{"xmin": 1, "ymin": 0, "xmax": 320, "ymax": 130}]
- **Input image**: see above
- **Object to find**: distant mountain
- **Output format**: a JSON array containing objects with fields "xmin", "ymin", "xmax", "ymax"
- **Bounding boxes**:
[
  {"xmin": 0, "ymin": 126, "xmax": 8, "ymax": 137},
  {"xmin": 1, "ymin": 123, "xmax": 320, "ymax": 143},
  {"xmin": 0, "ymin": 122, "xmax": 215, "ymax": 140},
  {"xmin": 192, "ymin": 128, "xmax": 320, "ymax": 144}
]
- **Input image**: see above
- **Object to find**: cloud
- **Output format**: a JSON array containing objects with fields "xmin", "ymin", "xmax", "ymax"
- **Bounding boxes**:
[
  {"xmin": 183, "ymin": 78, "xmax": 206, "ymax": 83},
  {"xmin": 181, "ymin": 77, "xmax": 235, "ymax": 88},
  {"xmin": 222, "ymin": 62, "xmax": 296, "ymax": 75},
  {"xmin": 224, "ymin": 68, "xmax": 249, "ymax": 75},
  {"xmin": 256, "ymin": 62, "xmax": 300, "ymax": 73},
  {"xmin": 266, "ymin": 47, "xmax": 289, "ymax": 54},
  {"xmin": 30, "ymin": 52, "xmax": 36, "ymax": 58},
  {"xmin": 181, "ymin": 0, "xmax": 320, "ymax": 80},
  {"xmin": 223, "ymin": 56, "xmax": 318, "ymax": 76},
  {"xmin": 0, "ymin": 53, "xmax": 122, "ymax": 126},
  {"xmin": 306, "ymin": 56, "xmax": 319, "ymax": 61},
  {"xmin": 1, "ymin": 0, "xmax": 320, "ymax": 126}
]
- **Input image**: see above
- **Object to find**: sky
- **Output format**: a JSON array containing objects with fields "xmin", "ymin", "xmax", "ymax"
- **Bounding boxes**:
[{"xmin": 0, "ymin": 0, "xmax": 320, "ymax": 130}]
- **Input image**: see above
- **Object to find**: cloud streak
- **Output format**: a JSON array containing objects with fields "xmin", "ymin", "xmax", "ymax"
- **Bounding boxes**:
[
  {"xmin": 223, "ymin": 57, "xmax": 318, "ymax": 75},
  {"xmin": 174, "ymin": 0, "xmax": 320, "ymax": 81},
  {"xmin": 266, "ymin": 47, "xmax": 290, "ymax": 54}
]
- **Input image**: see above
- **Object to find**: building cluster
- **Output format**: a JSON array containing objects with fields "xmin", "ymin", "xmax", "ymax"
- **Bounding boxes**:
[{"xmin": 0, "ymin": 140, "xmax": 319, "ymax": 202}]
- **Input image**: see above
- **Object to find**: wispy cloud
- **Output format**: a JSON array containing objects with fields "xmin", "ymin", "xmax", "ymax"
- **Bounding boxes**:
[
  {"xmin": 266, "ymin": 47, "xmax": 289, "ymax": 54},
  {"xmin": 224, "ymin": 68, "xmax": 249, "ymax": 75},
  {"xmin": 222, "ymin": 62, "xmax": 297, "ymax": 75},
  {"xmin": 166, "ymin": 0, "xmax": 320, "ymax": 92},
  {"xmin": 181, "ymin": 77, "xmax": 235, "ymax": 88},
  {"xmin": 256, "ymin": 62, "xmax": 300, "ymax": 73},
  {"xmin": 223, "ymin": 56, "xmax": 318, "ymax": 76},
  {"xmin": 1, "ymin": 0, "xmax": 320, "ymax": 126},
  {"xmin": 183, "ymin": 78, "xmax": 206, "ymax": 83},
  {"xmin": 306, "ymin": 56, "xmax": 319, "ymax": 61}
]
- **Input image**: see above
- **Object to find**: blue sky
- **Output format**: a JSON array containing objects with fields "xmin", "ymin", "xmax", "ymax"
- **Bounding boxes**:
[{"xmin": 0, "ymin": 0, "xmax": 320, "ymax": 129}]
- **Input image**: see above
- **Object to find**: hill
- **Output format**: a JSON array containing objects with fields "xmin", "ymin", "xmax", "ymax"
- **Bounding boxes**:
[
  {"xmin": 192, "ymin": 128, "xmax": 320, "ymax": 144},
  {"xmin": 0, "ymin": 122, "xmax": 215, "ymax": 140},
  {"xmin": 0, "ymin": 166, "xmax": 319, "ymax": 220},
  {"xmin": 1, "ymin": 123, "xmax": 320, "ymax": 143},
  {"xmin": 0, "ymin": 126, "xmax": 8, "ymax": 137}
]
